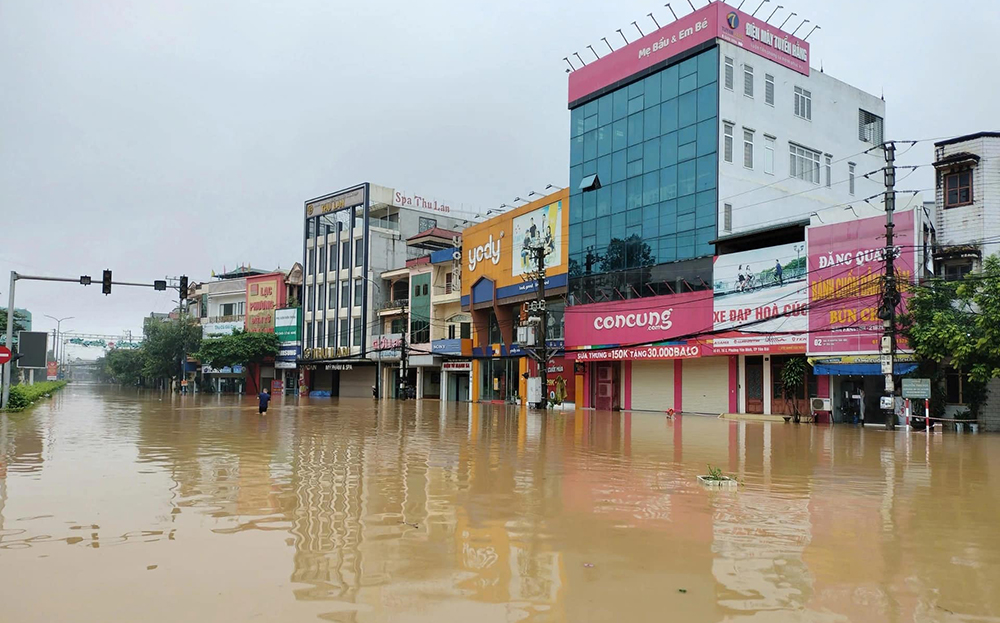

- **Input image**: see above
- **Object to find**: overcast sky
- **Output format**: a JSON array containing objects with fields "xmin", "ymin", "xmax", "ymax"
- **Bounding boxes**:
[{"xmin": 2, "ymin": 0, "xmax": 997, "ymax": 358}]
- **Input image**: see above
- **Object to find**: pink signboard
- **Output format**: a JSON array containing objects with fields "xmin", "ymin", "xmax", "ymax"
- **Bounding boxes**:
[
  {"xmin": 565, "ymin": 290, "xmax": 714, "ymax": 350},
  {"xmin": 568, "ymin": 2, "xmax": 808, "ymax": 103},
  {"xmin": 807, "ymin": 211, "xmax": 916, "ymax": 355}
]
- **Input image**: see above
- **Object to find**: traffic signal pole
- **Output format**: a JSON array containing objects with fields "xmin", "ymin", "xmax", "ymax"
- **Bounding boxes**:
[{"xmin": 2, "ymin": 270, "xmax": 186, "ymax": 409}]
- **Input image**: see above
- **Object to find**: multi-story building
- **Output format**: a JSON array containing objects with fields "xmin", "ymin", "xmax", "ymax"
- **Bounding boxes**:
[
  {"xmin": 931, "ymin": 131, "xmax": 1000, "ymax": 430},
  {"xmin": 460, "ymin": 188, "xmax": 574, "ymax": 405},
  {"xmin": 300, "ymin": 183, "xmax": 472, "ymax": 397},
  {"xmin": 564, "ymin": 2, "xmax": 889, "ymax": 415},
  {"xmin": 375, "ymin": 230, "xmax": 473, "ymax": 401},
  {"xmin": 187, "ymin": 264, "xmax": 302, "ymax": 394}
]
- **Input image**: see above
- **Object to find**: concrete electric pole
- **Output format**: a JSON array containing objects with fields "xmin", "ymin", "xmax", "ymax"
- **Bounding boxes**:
[{"xmin": 880, "ymin": 142, "xmax": 898, "ymax": 431}]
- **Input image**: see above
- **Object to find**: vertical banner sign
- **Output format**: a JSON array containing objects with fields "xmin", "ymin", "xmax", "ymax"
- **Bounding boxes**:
[
  {"xmin": 807, "ymin": 211, "xmax": 916, "ymax": 355},
  {"xmin": 247, "ymin": 278, "xmax": 280, "ymax": 333},
  {"xmin": 46, "ymin": 361, "xmax": 58, "ymax": 380}
]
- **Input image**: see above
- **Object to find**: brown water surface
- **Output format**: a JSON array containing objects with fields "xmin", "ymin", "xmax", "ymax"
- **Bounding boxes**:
[{"xmin": 0, "ymin": 385, "xmax": 998, "ymax": 622}]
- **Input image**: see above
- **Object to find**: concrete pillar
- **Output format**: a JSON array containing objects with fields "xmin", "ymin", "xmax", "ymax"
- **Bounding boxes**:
[
  {"xmin": 763, "ymin": 355, "xmax": 772, "ymax": 415},
  {"xmin": 441, "ymin": 369, "xmax": 450, "ymax": 401},
  {"xmin": 416, "ymin": 367, "xmax": 424, "ymax": 399}
]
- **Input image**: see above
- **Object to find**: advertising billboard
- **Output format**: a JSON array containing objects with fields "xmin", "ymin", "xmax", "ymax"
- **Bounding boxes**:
[
  {"xmin": 274, "ymin": 308, "xmax": 301, "ymax": 342},
  {"xmin": 512, "ymin": 200, "xmax": 563, "ymax": 278},
  {"xmin": 368, "ymin": 333, "xmax": 403, "ymax": 361},
  {"xmin": 246, "ymin": 274, "xmax": 283, "ymax": 333},
  {"xmin": 807, "ymin": 211, "xmax": 916, "ymax": 355},
  {"xmin": 567, "ymin": 1, "xmax": 808, "ymax": 103},
  {"xmin": 16, "ymin": 331, "xmax": 47, "ymax": 369},
  {"xmin": 712, "ymin": 242, "xmax": 808, "ymax": 354},
  {"xmin": 203, "ymin": 320, "xmax": 244, "ymax": 337},
  {"xmin": 565, "ymin": 290, "xmax": 714, "ymax": 350}
]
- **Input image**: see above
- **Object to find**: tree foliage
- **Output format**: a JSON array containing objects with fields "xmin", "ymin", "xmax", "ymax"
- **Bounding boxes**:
[
  {"xmin": 198, "ymin": 330, "xmax": 279, "ymax": 392},
  {"xmin": 599, "ymin": 235, "xmax": 655, "ymax": 273},
  {"xmin": 103, "ymin": 348, "xmax": 145, "ymax": 385},
  {"xmin": 900, "ymin": 254, "xmax": 1000, "ymax": 417},
  {"xmin": 141, "ymin": 317, "xmax": 202, "ymax": 380}
]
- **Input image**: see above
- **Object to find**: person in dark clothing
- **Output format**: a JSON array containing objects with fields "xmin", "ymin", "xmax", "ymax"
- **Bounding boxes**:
[
  {"xmin": 258, "ymin": 389, "xmax": 271, "ymax": 415},
  {"xmin": 775, "ymin": 259, "xmax": 784, "ymax": 286}
]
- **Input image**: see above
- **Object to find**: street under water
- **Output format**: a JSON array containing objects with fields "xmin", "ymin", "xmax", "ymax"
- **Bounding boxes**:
[{"xmin": 0, "ymin": 386, "xmax": 997, "ymax": 622}]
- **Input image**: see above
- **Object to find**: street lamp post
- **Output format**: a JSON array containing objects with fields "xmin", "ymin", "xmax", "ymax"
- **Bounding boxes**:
[{"xmin": 44, "ymin": 315, "xmax": 73, "ymax": 377}]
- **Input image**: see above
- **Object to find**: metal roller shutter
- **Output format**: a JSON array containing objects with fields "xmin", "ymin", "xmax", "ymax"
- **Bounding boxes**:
[
  {"xmin": 630, "ymin": 361, "xmax": 674, "ymax": 412},
  {"xmin": 681, "ymin": 357, "xmax": 729, "ymax": 415},
  {"xmin": 339, "ymin": 367, "xmax": 376, "ymax": 398}
]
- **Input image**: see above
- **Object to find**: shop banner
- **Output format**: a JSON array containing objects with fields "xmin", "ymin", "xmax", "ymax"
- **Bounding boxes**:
[
  {"xmin": 807, "ymin": 211, "xmax": 916, "ymax": 355},
  {"xmin": 565, "ymin": 290, "xmax": 713, "ymax": 349},
  {"xmin": 712, "ymin": 242, "xmax": 808, "ymax": 354},
  {"xmin": 568, "ymin": 342, "xmax": 706, "ymax": 362},
  {"xmin": 274, "ymin": 308, "xmax": 301, "ymax": 342}
]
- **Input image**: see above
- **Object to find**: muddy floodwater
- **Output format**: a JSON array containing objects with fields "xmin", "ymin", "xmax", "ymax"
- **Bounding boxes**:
[{"xmin": 1, "ymin": 386, "xmax": 998, "ymax": 622}]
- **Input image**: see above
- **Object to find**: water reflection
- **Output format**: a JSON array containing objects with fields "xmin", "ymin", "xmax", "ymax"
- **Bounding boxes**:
[{"xmin": 0, "ymin": 386, "xmax": 997, "ymax": 622}]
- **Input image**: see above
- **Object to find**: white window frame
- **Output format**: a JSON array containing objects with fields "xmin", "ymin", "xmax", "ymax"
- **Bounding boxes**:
[
  {"xmin": 723, "ymin": 203, "xmax": 733, "ymax": 232},
  {"xmin": 723, "ymin": 122, "xmax": 734, "ymax": 163},
  {"xmin": 764, "ymin": 135, "xmax": 775, "ymax": 175},
  {"xmin": 794, "ymin": 86, "xmax": 812, "ymax": 120},
  {"xmin": 744, "ymin": 64, "xmax": 754, "ymax": 98},
  {"xmin": 789, "ymin": 143, "xmax": 821, "ymax": 184},
  {"xmin": 743, "ymin": 128, "xmax": 754, "ymax": 170},
  {"xmin": 764, "ymin": 74, "xmax": 775, "ymax": 106},
  {"xmin": 849, "ymin": 162, "xmax": 856, "ymax": 195},
  {"xmin": 724, "ymin": 57, "xmax": 734, "ymax": 91},
  {"xmin": 825, "ymin": 154, "xmax": 832, "ymax": 188}
]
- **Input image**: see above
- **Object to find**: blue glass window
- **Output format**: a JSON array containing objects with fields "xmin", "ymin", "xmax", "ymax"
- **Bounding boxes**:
[
  {"xmin": 678, "ymin": 91, "xmax": 698, "ymax": 128},
  {"xmin": 696, "ymin": 118, "xmax": 717, "ymax": 157},
  {"xmin": 643, "ymin": 137, "xmax": 660, "ymax": 174},
  {"xmin": 659, "ymin": 165, "xmax": 677, "ymax": 201},
  {"xmin": 583, "ymin": 190, "xmax": 597, "ymax": 221},
  {"xmin": 597, "ymin": 126, "xmax": 612, "ymax": 157},
  {"xmin": 679, "ymin": 73, "xmax": 698, "ymax": 94},
  {"xmin": 677, "ymin": 232, "xmax": 695, "ymax": 258},
  {"xmin": 643, "ymin": 171, "xmax": 659, "ymax": 206},
  {"xmin": 660, "ymin": 132, "xmax": 678, "ymax": 166},
  {"xmin": 659, "ymin": 235, "xmax": 676, "ymax": 262},
  {"xmin": 583, "ymin": 158, "xmax": 597, "ymax": 176},
  {"xmin": 612, "ymin": 119, "xmax": 627, "ymax": 151},
  {"xmin": 570, "ymin": 165, "xmax": 583, "ymax": 193},
  {"xmin": 569, "ymin": 224, "xmax": 582, "ymax": 250},
  {"xmin": 596, "ymin": 217, "xmax": 611, "ymax": 246},
  {"xmin": 570, "ymin": 192, "xmax": 582, "ymax": 224},
  {"xmin": 677, "ymin": 213, "xmax": 696, "ymax": 233},
  {"xmin": 612, "ymin": 150, "xmax": 627, "ymax": 183},
  {"xmin": 661, "ymin": 99, "xmax": 678, "ymax": 133},
  {"xmin": 696, "ymin": 154, "xmax": 717, "ymax": 193},
  {"xmin": 697, "ymin": 83, "xmax": 718, "ymax": 122},
  {"xmin": 643, "ymin": 219, "xmax": 659, "ymax": 240},
  {"xmin": 660, "ymin": 65, "xmax": 678, "ymax": 102},
  {"xmin": 645, "ymin": 73, "xmax": 661, "ymax": 105},
  {"xmin": 628, "ymin": 95, "xmax": 644, "ymax": 115},
  {"xmin": 644, "ymin": 104, "xmax": 660, "ymax": 140},
  {"xmin": 596, "ymin": 186, "xmax": 611, "ymax": 216},
  {"xmin": 570, "ymin": 135, "xmax": 584, "ymax": 166},
  {"xmin": 627, "ymin": 160, "xmax": 643, "ymax": 178},
  {"xmin": 678, "ymin": 160, "xmax": 697, "ymax": 196},
  {"xmin": 626, "ymin": 177, "xmax": 642, "ymax": 210},
  {"xmin": 679, "ymin": 56, "xmax": 697, "ymax": 77},
  {"xmin": 582, "ymin": 218, "xmax": 596, "ymax": 238},
  {"xmin": 584, "ymin": 113, "xmax": 598, "ymax": 133},
  {"xmin": 678, "ymin": 194, "xmax": 696, "ymax": 215},
  {"xmin": 613, "ymin": 89, "xmax": 628, "ymax": 121},
  {"xmin": 627, "ymin": 113, "xmax": 644, "ymax": 146},
  {"xmin": 571, "ymin": 107, "xmax": 585, "ymax": 138},
  {"xmin": 611, "ymin": 181, "xmax": 626, "ymax": 210},
  {"xmin": 698, "ymin": 47, "xmax": 718, "ymax": 86},
  {"xmin": 627, "ymin": 208, "xmax": 642, "ymax": 226},
  {"xmin": 598, "ymin": 95, "xmax": 613, "ymax": 126},
  {"xmin": 696, "ymin": 226, "xmax": 716, "ymax": 256},
  {"xmin": 597, "ymin": 154, "xmax": 612, "ymax": 186}
]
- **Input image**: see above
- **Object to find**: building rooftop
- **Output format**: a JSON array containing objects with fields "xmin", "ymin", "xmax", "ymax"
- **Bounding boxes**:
[
  {"xmin": 935, "ymin": 132, "xmax": 1000, "ymax": 148},
  {"xmin": 406, "ymin": 227, "xmax": 462, "ymax": 251}
]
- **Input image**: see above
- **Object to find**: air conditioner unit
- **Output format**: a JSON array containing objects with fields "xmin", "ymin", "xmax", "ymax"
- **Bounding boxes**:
[{"xmin": 811, "ymin": 397, "xmax": 831, "ymax": 412}]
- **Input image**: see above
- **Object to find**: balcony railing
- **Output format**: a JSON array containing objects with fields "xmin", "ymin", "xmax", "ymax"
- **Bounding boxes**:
[{"xmin": 378, "ymin": 298, "xmax": 409, "ymax": 311}]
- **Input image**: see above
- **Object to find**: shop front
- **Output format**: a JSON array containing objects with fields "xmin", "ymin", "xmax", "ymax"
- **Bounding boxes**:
[{"xmin": 441, "ymin": 360, "xmax": 472, "ymax": 401}]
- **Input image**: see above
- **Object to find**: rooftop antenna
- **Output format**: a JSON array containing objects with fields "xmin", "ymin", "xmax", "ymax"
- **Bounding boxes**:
[
  {"xmin": 648, "ymin": 12, "xmax": 661, "ymax": 29},
  {"xmin": 790, "ymin": 19, "xmax": 809, "ymax": 36},
  {"xmin": 751, "ymin": 0, "xmax": 769, "ymax": 18},
  {"xmin": 779, "ymin": 12, "xmax": 796, "ymax": 29},
  {"xmin": 587, "ymin": 44, "xmax": 599, "ymax": 60},
  {"xmin": 573, "ymin": 52, "xmax": 586, "ymax": 66},
  {"xmin": 562, "ymin": 57, "xmax": 575, "ymax": 71},
  {"xmin": 766, "ymin": 5, "xmax": 783, "ymax": 22},
  {"xmin": 803, "ymin": 24, "xmax": 820, "ymax": 40},
  {"xmin": 601, "ymin": 37, "xmax": 614, "ymax": 53},
  {"xmin": 631, "ymin": 20, "xmax": 645, "ymax": 37},
  {"xmin": 616, "ymin": 28, "xmax": 629, "ymax": 45},
  {"xmin": 665, "ymin": 3, "xmax": 678, "ymax": 20}
]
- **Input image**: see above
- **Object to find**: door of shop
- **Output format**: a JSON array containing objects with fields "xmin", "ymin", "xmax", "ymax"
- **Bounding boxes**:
[
  {"xmin": 771, "ymin": 355, "xmax": 808, "ymax": 416},
  {"xmin": 745, "ymin": 356, "xmax": 764, "ymax": 414},
  {"xmin": 591, "ymin": 363, "xmax": 620, "ymax": 411}
]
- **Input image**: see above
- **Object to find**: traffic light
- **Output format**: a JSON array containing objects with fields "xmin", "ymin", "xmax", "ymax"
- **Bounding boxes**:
[
  {"xmin": 179, "ymin": 275, "xmax": 188, "ymax": 299},
  {"xmin": 102, "ymin": 269, "xmax": 112, "ymax": 295}
]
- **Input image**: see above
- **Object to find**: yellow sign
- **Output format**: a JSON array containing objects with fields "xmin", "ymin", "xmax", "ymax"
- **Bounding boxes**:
[{"xmin": 246, "ymin": 277, "xmax": 281, "ymax": 333}]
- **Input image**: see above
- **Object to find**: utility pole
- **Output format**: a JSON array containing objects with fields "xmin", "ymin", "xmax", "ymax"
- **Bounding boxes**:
[
  {"xmin": 399, "ymin": 333, "xmax": 409, "ymax": 400},
  {"xmin": 880, "ymin": 141, "xmax": 898, "ymax": 431},
  {"xmin": 523, "ymin": 241, "xmax": 549, "ymax": 409}
]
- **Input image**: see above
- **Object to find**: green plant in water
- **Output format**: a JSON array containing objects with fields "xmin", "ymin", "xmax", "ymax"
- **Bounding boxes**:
[{"xmin": 706, "ymin": 464, "xmax": 725, "ymax": 480}]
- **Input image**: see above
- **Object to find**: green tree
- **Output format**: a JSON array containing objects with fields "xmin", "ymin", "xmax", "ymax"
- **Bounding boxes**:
[
  {"xmin": 899, "ymin": 254, "xmax": 1000, "ymax": 419},
  {"xmin": 198, "ymin": 330, "xmax": 279, "ymax": 393},
  {"xmin": 141, "ymin": 316, "xmax": 202, "ymax": 384},
  {"xmin": 0, "ymin": 309, "xmax": 30, "ymax": 346},
  {"xmin": 780, "ymin": 355, "xmax": 808, "ymax": 423},
  {"xmin": 103, "ymin": 348, "xmax": 145, "ymax": 385}
]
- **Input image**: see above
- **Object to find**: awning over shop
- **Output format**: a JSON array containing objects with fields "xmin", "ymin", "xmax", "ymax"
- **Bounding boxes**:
[{"xmin": 812, "ymin": 362, "xmax": 919, "ymax": 376}]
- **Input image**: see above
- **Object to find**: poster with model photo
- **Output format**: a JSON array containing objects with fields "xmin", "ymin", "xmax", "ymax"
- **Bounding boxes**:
[
  {"xmin": 712, "ymin": 242, "xmax": 808, "ymax": 350},
  {"xmin": 512, "ymin": 201, "xmax": 562, "ymax": 277}
]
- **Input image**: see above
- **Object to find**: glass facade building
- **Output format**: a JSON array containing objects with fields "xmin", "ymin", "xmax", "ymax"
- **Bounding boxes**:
[{"xmin": 568, "ymin": 47, "xmax": 719, "ymax": 302}]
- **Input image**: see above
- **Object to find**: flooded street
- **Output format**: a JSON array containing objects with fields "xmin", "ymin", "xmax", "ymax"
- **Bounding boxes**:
[{"xmin": 0, "ymin": 386, "xmax": 998, "ymax": 622}]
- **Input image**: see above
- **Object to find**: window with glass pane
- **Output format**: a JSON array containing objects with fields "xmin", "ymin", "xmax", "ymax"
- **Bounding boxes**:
[
  {"xmin": 789, "ymin": 143, "xmax": 821, "ymax": 183},
  {"xmin": 743, "ymin": 129, "xmax": 754, "ymax": 169},
  {"xmin": 743, "ymin": 64, "xmax": 753, "ymax": 97},
  {"xmin": 318, "ymin": 247, "xmax": 326, "ymax": 274},
  {"xmin": 306, "ymin": 286, "xmax": 313, "ymax": 311},
  {"xmin": 764, "ymin": 136, "xmax": 775, "ymax": 174},
  {"xmin": 765, "ymin": 74, "xmax": 774, "ymax": 105},
  {"xmin": 329, "ymin": 244, "xmax": 337, "ymax": 271},
  {"xmin": 328, "ymin": 320, "xmax": 336, "ymax": 347},
  {"xmin": 329, "ymin": 285, "xmax": 337, "ymax": 308},
  {"xmin": 354, "ymin": 239, "xmax": 363, "ymax": 267},
  {"xmin": 825, "ymin": 154, "xmax": 832, "ymax": 187},
  {"xmin": 306, "ymin": 322, "xmax": 313, "ymax": 348},
  {"xmin": 794, "ymin": 86, "xmax": 812, "ymax": 120},
  {"xmin": 316, "ymin": 321, "xmax": 325, "ymax": 347},
  {"xmin": 724, "ymin": 57, "xmax": 734, "ymax": 90},
  {"xmin": 317, "ymin": 284, "xmax": 325, "ymax": 310},
  {"xmin": 353, "ymin": 318, "xmax": 362, "ymax": 347},
  {"xmin": 340, "ymin": 319, "xmax": 349, "ymax": 346},
  {"xmin": 341, "ymin": 283, "xmax": 349, "ymax": 308},
  {"xmin": 354, "ymin": 279, "xmax": 362, "ymax": 306},
  {"xmin": 724, "ymin": 123, "xmax": 733, "ymax": 163},
  {"xmin": 341, "ymin": 241, "xmax": 350, "ymax": 268},
  {"xmin": 308, "ymin": 249, "xmax": 315, "ymax": 275},
  {"xmin": 849, "ymin": 163, "xmax": 856, "ymax": 195},
  {"xmin": 945, "ymin": 171, "xmax": 973, "ymax": 208}
]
